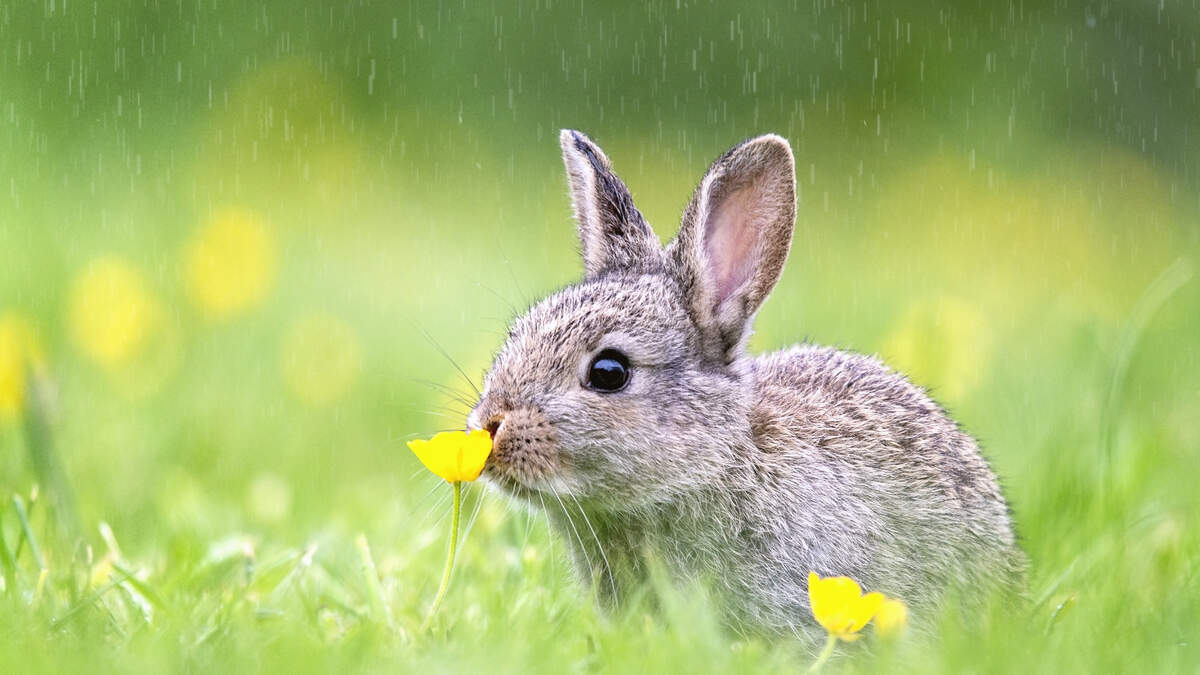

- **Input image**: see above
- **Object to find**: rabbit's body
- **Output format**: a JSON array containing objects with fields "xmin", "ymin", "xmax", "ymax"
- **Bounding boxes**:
[{"xmin": 469, "ymin": 130, "xmax": 1024, "ymax": 641}]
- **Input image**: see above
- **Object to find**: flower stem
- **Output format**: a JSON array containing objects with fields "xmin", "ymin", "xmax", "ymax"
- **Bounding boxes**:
[
  {"xmin": 807, "ymin": 634, "xmax": 838, "ymax": 673},
  {"xmin": 421, "ymin": 480, "xmax": 462, "ymax": 632}
]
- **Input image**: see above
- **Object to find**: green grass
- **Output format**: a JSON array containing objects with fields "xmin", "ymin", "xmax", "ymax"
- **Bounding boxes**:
[{"xmin": 2, "ymin": 1, "xmax": 1200, "ymax": 672}]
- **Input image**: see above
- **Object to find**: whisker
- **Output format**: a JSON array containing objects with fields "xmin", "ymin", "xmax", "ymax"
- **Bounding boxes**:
[
  {"xmin": 537, "ymin": 492, "xmax": 556, "ymax": 570},
  {"xmin": 414, "ymin": 379, "xmax": 477, "ymax": 410},
  {"xmin": 419, "ymin": 486, "xmax": 455, "ymax": 527},
  {"xmin": 494, "ymin": 238, "xmax": 531, "ymax": 306},
  {"xmin": 388, "ymin": 428, "xmax": 463, "ymax": 444},
  {"xmin": 474, "ymin": 281, "xmax": 519, "ymax": 317},
  {"xmin": 457, "ymin": 485, "xmax": 489, "ymax": 552},
  {"xmin": 397, "ymin": 399, "xmax": 473, "ymax": 417},
  {"xmin": 520, "ymin": 497, "xmax": 537, "ymax": 553},
  {"xmin": 418, "ymin": 476, "xmax": 448, "ymax": 501},
  {"xmin": 489, "ymin": 490, "xmax": 517, "ymax": 543},
  {"xmin": 420, "ymin": 328, "xmax": 481, "ymax": 398},
  {"xmin": 401, "ymin": 408, "xmax": 468, "ymax": 426},
  {"xmin": 549, "ymin": 483, "xmax": 597, "ymax": 598},
  {"xmin": 566, "ymin": 491, "xmax": 618, "ymax": 602},
  {"xmin": 414, "ymin": 377, "xmax": 468, "ymax": 396},
  {"xmin": 432, "ymin": 400, "xmax": 474, "ymax": 415}
]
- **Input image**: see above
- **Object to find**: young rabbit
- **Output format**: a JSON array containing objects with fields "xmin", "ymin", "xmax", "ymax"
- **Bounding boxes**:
[{"xmin": 467, "ymin": 130, "xmax": 1025, "ymax": 640}]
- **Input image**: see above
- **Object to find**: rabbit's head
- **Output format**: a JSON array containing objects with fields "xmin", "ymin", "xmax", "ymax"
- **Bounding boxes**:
[{"xmin": 468, "ymin": 130, "xmax": 796, "ymax": 511}]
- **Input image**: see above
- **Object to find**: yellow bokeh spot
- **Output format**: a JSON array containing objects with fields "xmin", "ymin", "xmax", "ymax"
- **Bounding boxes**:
[
  {"xmin": 0, "ymin": 312, "xmax": 44, "ymax": 420},
  {"xmin": 183, "ymin": 209, "xmax": 276, "ymax": 319},
  {"xmin": 881, "ymin": 296, "xmax": 990, "ymax": 402},
  {"xmin": 190, "ymin": 60, "xmax": 373, "ymax": 220},
  {"xmin": 872, "ymin": 149, "xmax": 1177, "ymax": 319},
  {"xmin": 280, "ymin": 311, "xmax": 361, "ymax": 407},
  {"xmin": 68, "ymin": 258, "xmax": 159, "ymax": 367}
]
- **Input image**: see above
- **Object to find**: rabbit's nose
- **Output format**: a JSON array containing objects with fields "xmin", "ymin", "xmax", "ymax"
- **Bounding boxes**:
[{"xmin": 483, "ymin": 414, "xmax": 505, "ymax": 440}]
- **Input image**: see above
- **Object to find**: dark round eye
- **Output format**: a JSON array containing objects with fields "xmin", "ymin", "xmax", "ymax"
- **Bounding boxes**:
[{"xmin": 586, "ymin": 349, "xmax": 630, "ymax": 392}]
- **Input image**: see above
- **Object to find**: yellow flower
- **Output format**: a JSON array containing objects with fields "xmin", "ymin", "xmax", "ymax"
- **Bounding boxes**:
[
  {"xmin": 183, "ymin": 208, "xmax": 276, "ymax": 319},
  {"xmin": 67, "ymin": 257, "xmax": 159, "ymax": 367},
  {"xmin": 874, "ymin": 597, "xmax": 909, "ymax": 638},
  {"xmin": 407, "ymin": 430, "xmax": 493, "ymax": 483},
  {"xmin": 807, "ymin": 571, "xmax": 884, "ymax": 642},
  {"xmin": 0, "ymin": 312, "xmax": 43, "ymax": 420}
]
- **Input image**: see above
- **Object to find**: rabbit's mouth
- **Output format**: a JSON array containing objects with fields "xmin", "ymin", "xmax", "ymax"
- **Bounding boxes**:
[
  {"xmin": 483, "ymin": 465, "xmax": 570, "ymax": 504},
  {"xmin": 484, "ymin": 468, "xmax": 540, "ymax": 501}
]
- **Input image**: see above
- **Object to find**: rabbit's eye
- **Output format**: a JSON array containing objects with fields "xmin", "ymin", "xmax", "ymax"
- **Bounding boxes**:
[{"xmin": 586, "ymin": 349, "xmax": 630, "ymax": 392}]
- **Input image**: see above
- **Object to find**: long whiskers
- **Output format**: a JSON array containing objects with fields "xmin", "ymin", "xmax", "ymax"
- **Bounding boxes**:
[
  {"xmin": 493, "ymin": 238, "xmax": 531, "ymax": 307},
  {"xmin": 458, "ymin": 484, "xmax": 488, "ymax": 547},
  {"xmin": 418, "ymin": 484, "xmax": 455, "ymax": 528},
  {"xmin": 420, "ymin": 328, "xmax": 481, "ymax": 398},
  {"xmin": 565, "ymin": 490, "xmax": 618, "ymax": 602},
  {"xmin": 548, "ymin": 483, "xmax": 608, "ymax": 603},
  {"xmin": 519, "ymin": 495, "xmax": 537, "ymax": 553},
  {"xmin": 415, "ymin": 379, "xmax": 477, "ymax": 410},
  {"xmin": 402, "ymin": 407, "xmax": 470, "ymax": 426},
  {"xmin": 536, "ymin": 492, "xmax": 556, "ymax": 573},
  {"xmin": 389, "ymin": 428, "xmax": 464, "ymax": 444},
  {"xmin": 474, "ymin": 281, "xmax": 520, "ymax": 318}
]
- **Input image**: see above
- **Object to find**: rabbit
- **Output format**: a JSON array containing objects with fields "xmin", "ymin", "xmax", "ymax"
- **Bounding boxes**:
[{"xmin": 466, "ymin": 129, "xmax": 1025, "ymax": 641}]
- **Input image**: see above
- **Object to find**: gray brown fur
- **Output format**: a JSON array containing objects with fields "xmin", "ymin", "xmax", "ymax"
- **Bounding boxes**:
[{"xmin": 468, "ymin": 129, "xmax": 1025, "ymax": 642}]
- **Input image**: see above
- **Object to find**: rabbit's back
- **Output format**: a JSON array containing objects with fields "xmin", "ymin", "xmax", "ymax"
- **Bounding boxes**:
[{"xmin": 745, "ymin": 344, "xmax": 1023, "ymax": 616}]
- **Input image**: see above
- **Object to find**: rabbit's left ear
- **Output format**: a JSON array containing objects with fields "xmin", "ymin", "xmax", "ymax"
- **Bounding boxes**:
[
  {"xmin": 668, "ymin": 135, "xmax": 796, "ymax": 363},
  {"xmin": 560, "ymin": 130, "xmax": 661, "ymax": 278}
]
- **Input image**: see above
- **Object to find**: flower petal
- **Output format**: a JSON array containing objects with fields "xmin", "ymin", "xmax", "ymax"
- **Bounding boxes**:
[
  {"xmin": 848, "ymin": 591, "xmax": 885, "ymax": 633},
  {"xmin": 407, "ymin": 430, "xmax": 494, "ymax": 483},
  {"xmin": 874, "ymin": 597, "xmax": 909, "ymax": 638},
  {"xmin": 408, "ymin": 436, "xmax": 453, "ymax": 482},
  {"xmin": 458, "ymin": 429, "xmax": 493, "ymax": 481},
  {"xmin": 808, "ymin": 572, "xmax": 869, "ymax": 636}
]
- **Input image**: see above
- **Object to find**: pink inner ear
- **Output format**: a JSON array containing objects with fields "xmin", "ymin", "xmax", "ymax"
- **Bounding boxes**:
[{"xmin": 703, "ymin": 185, "xmax": 762, "ymax": 306}]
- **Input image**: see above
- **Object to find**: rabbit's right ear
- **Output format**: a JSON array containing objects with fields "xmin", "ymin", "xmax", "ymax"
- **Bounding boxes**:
[
  {"xmin": 668, "ymin": 135, "xmax": 796, "ymax": 363},
  {"xmin": 560, "ymin": 130, "xmax": 661, "ymax": 278}
]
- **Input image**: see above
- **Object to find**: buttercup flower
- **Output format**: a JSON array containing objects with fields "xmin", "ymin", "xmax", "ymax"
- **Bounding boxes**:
[
  {"xmin": 406, "ymin": 429, "xmax": 494, "ymax": 631},
  {"xmin": 806, "ymin": 572, "xmax": 909, "ymax": 672},
  {"xmin": 807, "ymin": 571, "xmax": 884, "ymax": 642},
  {"xmin": 407, "ymin": 429, "xmax": 493, "ymax": 483},
  {"xmin": 874, "ymin": 597, "xmax": 909, "ymax": 638}
]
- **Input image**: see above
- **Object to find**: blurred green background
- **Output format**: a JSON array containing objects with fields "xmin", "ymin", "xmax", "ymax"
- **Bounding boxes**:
[{"xmin": 1, "ymin": 1, "xmax": 1198, "ymax": 672}]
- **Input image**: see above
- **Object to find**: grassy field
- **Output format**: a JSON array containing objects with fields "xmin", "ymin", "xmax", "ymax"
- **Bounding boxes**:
[{"xmin": 2, "ymin": 2, "xmax": 1199, "ymax": 672}]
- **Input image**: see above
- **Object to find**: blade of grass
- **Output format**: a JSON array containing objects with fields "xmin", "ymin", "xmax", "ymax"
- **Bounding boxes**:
[
  {"xmin": 266, "ymin": 544, "xmax": 318, "ymax": 605},
  {"xmin": 50, "ymin": 569, "xmax": 134, "ymax": 630},
  {"xmin": 98, "ymin": 521, "xmax": 123, "ymax": 559},
  {"xmin": 32, "ymin": 566, "xmax": 48, "ymax": 608},
  {"xmin": 111, "ymin": 561, "xmax": 167, "ymax": 610},
  {"xmin": 0, "ymin": 520, "xmax": 17, "ymax": 592},
  {"xmin": 12, "ymin": 487, "xmax": 36, "ymax": 560},
  {"xmin": 356, "ymin": 534, "xmax": 394, "ymax": 629},
  {"xmin": 1101, "ymin": 257, "xmax": 1194, "ymax": 469},
  {"xmin": 12, "ymin": 494, "xmax": 45, "ymax": 571},
  {"xmin": 21, "ymin": 368, "xmax": 80, "ymax": 539}
]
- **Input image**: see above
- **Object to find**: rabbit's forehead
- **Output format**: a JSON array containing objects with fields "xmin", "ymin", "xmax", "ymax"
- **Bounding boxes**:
[{"xmin": 500, "ymin": 276, "xmax": 688, "ymax": 367}]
